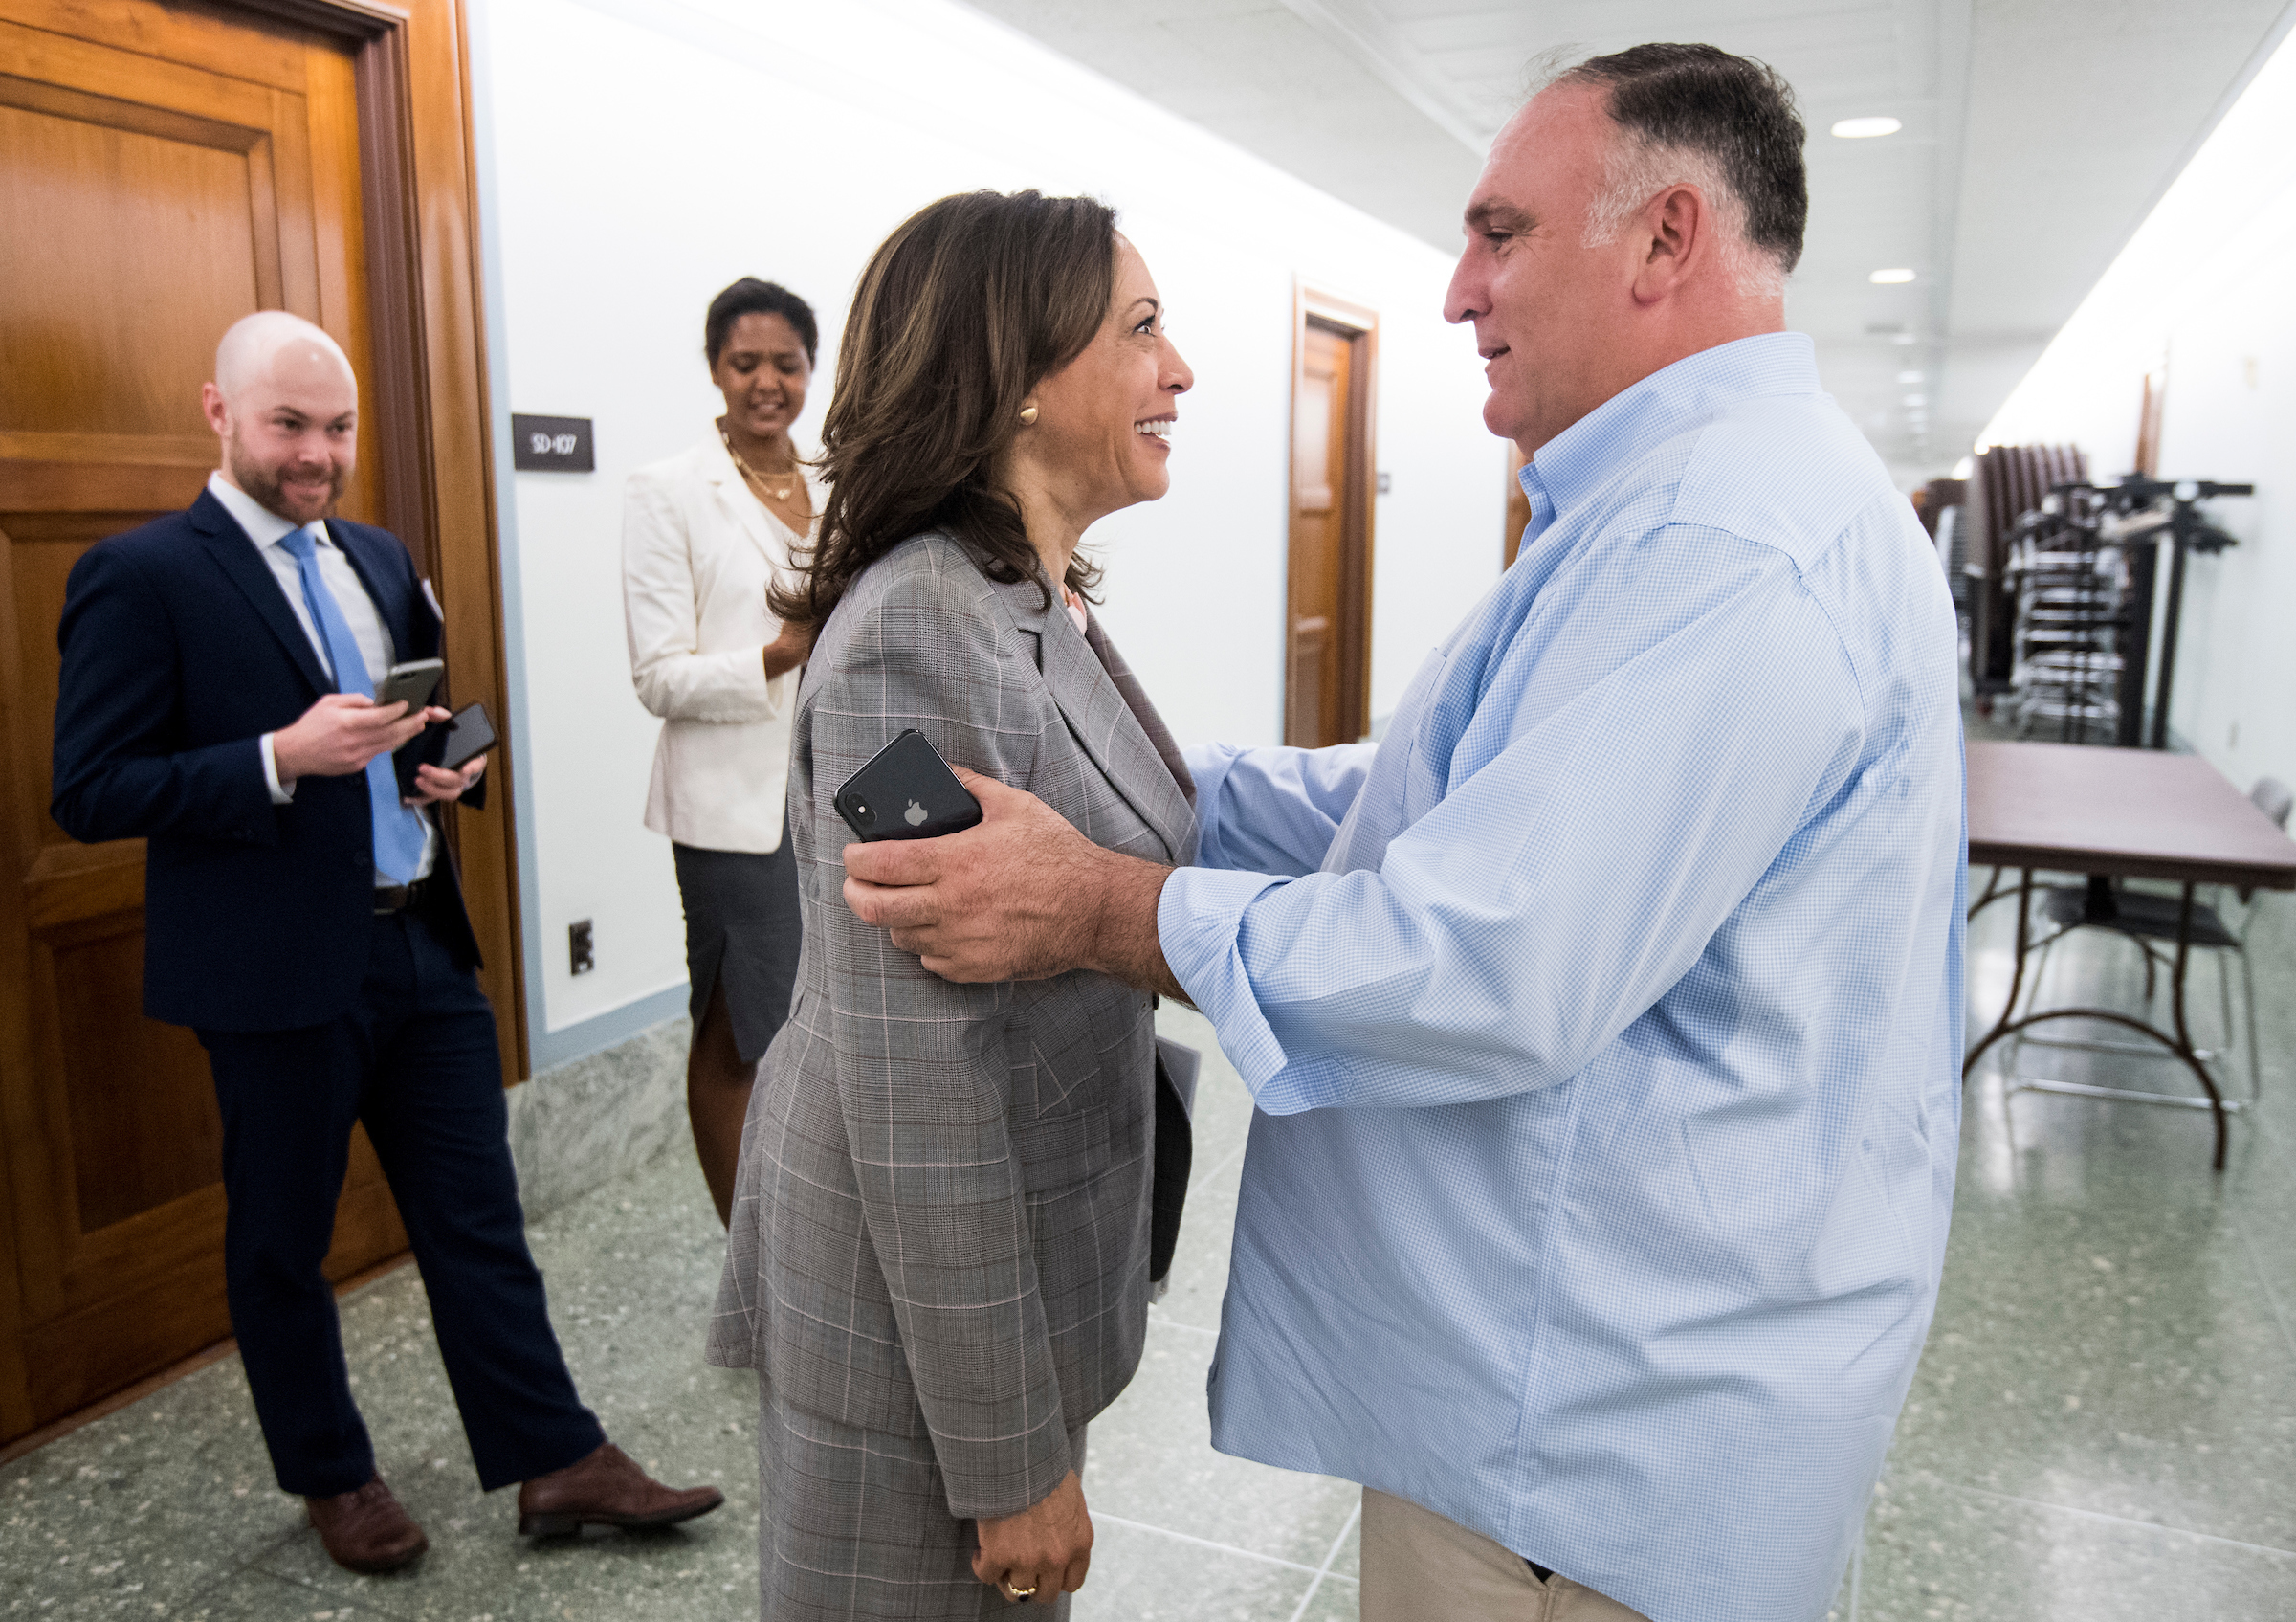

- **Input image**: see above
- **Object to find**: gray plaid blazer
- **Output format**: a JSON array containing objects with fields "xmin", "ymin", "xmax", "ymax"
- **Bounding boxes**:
[{"xmin": 708, "ymin": 531, "xmax": 1199, "ymax": 1522}]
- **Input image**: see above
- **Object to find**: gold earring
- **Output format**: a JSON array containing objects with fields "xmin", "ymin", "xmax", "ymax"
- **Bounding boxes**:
[{"xmin": 1019, "ymin": 404, "xmax": 1039, "ymax": 426}]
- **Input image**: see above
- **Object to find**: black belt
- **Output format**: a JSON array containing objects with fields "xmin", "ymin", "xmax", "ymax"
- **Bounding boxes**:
[{"xmin": 372, "ymin": 878, "xmax": 433, "ymax": 915}]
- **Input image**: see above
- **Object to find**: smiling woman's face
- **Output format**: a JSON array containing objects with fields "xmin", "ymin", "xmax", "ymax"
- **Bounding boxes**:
[
  {"xmin": 1027, "ymin": 235, "xmax": 1194, "ymax": 521},
  {"xmin": 712, "ymin": 311, "xmax": 811, "ymax": 445}
]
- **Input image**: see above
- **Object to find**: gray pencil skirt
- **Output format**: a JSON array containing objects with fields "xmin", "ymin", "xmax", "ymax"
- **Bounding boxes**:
[
  {"xmin": 757, "ymin": 1379, "xmax": 1085, "ymax": 1621},
  {"xmin": 672, "ymin": 838, "xmax": 801, "ymax": 1065}
]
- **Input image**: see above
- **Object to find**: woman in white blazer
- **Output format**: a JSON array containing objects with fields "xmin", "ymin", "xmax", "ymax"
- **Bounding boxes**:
[{"xmin": 622, "ymin": 278, "xmax": 819, "ymax": 1227}]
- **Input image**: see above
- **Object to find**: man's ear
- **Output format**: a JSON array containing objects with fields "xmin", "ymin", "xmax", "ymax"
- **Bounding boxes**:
[
  {"xmin": 200, "ymin": 382, "xmax": 231, "ymax": 440},
  {"xmin": 1630, "ymin": 184, "xmax": 1709, "ymax": 306}
]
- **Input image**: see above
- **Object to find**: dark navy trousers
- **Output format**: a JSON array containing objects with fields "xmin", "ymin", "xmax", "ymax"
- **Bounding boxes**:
[{"xmin": 199, "ymin": 897, "xmax": 604, "ymax": 1497}]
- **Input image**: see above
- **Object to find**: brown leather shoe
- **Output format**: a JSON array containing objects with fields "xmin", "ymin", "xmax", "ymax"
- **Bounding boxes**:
[
  {"xmin": 517, "ymin": 1442, "xmax": 724, "ymax": 1537},
  {"xmin": 306, "ymin": 1474, "xmax": 429, "ymax": 1574}
]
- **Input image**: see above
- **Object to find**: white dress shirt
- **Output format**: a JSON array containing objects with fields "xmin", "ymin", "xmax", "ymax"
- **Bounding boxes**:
[
  {"xmin": 621, "ymin": 435, "xmax": 812, "ymax": 853},
  {"xmin": 208, "ymin": 472, "xmax": 436, "ymax": 881}
]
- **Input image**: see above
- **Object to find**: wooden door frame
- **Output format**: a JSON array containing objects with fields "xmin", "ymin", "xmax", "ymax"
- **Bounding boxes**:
[
  {"xmin": 1504, "ymin": 442, "xmax": 1531, "ymax": 567},
  {"xmin": 1288, "ymin": 284, "xmax": 1378, "ymax": 744},
  {"xmin": 223, "ymin": 0, "xmax": 525, "ymax": 1083}
]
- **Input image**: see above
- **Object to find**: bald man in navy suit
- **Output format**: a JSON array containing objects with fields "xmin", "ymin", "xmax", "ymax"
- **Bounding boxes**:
[{"xmin": 51, "ymin": 313, "xmax": 720, "ymax": 1574}]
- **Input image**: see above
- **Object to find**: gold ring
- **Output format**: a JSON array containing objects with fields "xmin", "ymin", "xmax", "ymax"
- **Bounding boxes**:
[{"xmin": 1007, "ymin": 1581, "xmax": 1037, "ymax": 1599}]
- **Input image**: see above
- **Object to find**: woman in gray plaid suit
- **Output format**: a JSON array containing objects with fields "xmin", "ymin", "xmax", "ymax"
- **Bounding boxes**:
[{"xmin": 707, "ymin": 190, "xmax": 1201, "ymax": 1618}]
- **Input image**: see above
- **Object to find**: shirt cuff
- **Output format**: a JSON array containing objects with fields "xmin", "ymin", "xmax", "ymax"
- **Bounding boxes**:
[
  {"xmin": 259, "ymin": 733, "xmax": 295, "ymax": 804},
  {"xmin": 1158, "ymin": 864, "xmax": 1295, "ymax": 1099}
]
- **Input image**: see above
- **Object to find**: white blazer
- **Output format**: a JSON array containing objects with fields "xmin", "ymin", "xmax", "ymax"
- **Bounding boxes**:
[{"xmin": 621, "ymin": 433, "xmax": 816, "ymax": 853}]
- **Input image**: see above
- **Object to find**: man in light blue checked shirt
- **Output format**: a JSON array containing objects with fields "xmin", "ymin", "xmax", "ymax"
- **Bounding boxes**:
[{"xmin": 847, "ymin": 42, "xmax": 1964, "ymax": 1622}]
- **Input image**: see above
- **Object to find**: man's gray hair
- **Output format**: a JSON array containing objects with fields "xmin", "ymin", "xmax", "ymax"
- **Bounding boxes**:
[{"xmin": 1525, "ymin": 43, "xmax": 1807, "ymax": 300}]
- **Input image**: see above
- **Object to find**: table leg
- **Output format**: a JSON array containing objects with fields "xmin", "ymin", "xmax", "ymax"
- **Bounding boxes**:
[
  {"xmin": 2165, "ymin": 883, "xmax": 2230, "ymax": 1170},
  {"xmin": 1964, "ymin": 869, "xmax": 2035, "ymax": 1075},
  {"xmin": 1963, "ymin": 877, "xmax": 2231, "ymax": 1171}
]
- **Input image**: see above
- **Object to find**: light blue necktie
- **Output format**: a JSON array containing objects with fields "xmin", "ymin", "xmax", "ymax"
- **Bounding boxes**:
[{"xmin": 277, "ymin": 525, "xmax": 429, "ymax": 883}]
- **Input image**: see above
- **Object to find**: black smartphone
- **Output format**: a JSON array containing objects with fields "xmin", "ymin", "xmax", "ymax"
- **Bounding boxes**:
[
  {"xmin": 835, "ymin": 729, "xmax": 983, "ymax": 842},
  {"xmin": 374, "ymin": 657, "xmax": 444, "ymax": 714},
  {"xmin": 437, "ymin": 701, "xmax": 497, "ymax": 771}
]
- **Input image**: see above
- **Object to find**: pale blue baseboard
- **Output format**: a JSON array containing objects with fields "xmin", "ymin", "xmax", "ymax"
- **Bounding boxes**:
[{"xmin": 528, "ymin": 982, "xmax": 691, "ymax": 1075}]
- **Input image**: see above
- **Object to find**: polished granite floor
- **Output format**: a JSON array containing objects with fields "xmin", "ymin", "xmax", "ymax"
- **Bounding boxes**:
[{"xmin": 10, "ymin": 886, "xmax": 2296, "ymax": 1619}]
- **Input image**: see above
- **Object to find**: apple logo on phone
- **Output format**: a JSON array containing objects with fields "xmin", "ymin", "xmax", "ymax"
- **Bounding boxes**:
[{"xmin": 904, "ymin": 799, "xmax": 927, "ymax": 827}]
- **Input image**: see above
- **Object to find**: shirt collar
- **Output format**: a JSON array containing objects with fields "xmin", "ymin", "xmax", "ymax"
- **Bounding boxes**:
[
  {"xmin": 1517, "ymin": 331, "xmax": 1821, "ymax": 537},
  {"xmin": 207, "ymin": 470, "xmax": 332, "ymax": 552}
]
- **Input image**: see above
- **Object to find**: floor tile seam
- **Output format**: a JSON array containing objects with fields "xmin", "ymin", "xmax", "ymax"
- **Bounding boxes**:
[
  {"xmin": 1285, "ymin": 1500, "xmax": 1363, "ymax": 1622},
  {"xmin": 1092, "ymin": 1512, "xmax": 1355, "ymax": 1580},
  {"xmin": 139, "ymin": 1553, "xmax": 283, "ymax": 1622},
  {"xmin": 243, "ymin": 1518, "xmax": 435, "ymax": 1621},
  {"xmin": 1919, "ymin": 1473, "xmax": 2296, "ymax": 1561},
  {"xmin": 2240, "ymin": 1095, "xmax": 2296, "ymax": 1176},
  {"xmin": 1190, "ymin": 1140, "xmax": 1247, "ymax": 1193},
  {"xmin": 223, "ymin": 1520, "xmax": 342, "ymax": 1600},
  {"xmin": 1148, "ymin": 1314, "xmax": 1222, "ymax": 1340},
  {"xmin": 2231, "ymin": 1214, "xmax": 2296, "ymax": 1363},
  {"xmin": 241, "ymin": 1552, "xmax": 423, "ymax": 1620}
]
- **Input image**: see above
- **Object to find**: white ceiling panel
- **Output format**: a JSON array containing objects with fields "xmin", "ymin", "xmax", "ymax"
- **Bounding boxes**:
[{"xmin": 959, "ymin": 0, "xmax": 2293, "ymax": 481}]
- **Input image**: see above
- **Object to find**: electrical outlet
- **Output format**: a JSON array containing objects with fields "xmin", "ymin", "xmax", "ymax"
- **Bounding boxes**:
[{"xmin": 569, "ymin": 919, "xmax": 595, "ymax": 975}]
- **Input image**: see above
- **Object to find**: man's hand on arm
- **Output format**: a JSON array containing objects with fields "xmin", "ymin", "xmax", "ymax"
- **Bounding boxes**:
[
  {"xmin": 971, "ymin": 1469, "xmax": 1091, "ymax": 1604},
  {"xmin": 269, "ymin": 695, "xmax": 442, "ymax": 788},
  {"xmin": 842, "ymin": 767, "xmax": 1182, "ymax": 997}
]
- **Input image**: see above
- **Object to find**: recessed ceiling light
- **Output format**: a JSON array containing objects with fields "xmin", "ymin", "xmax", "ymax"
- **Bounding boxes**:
[
  {"xmin": 1903, "ymin": 394, "xmax": 1927, "ymax": 407},
  {"xmin": 1897, "ymin": 370, "xmax": 1924, "ymax": 383},
  {"xmin": 1870, "ymin": 268, "xmax": 1917, "ymax": 284},
  {"xmin": 1891, "ymin": 333, "xmax": 1918, "ymax": 345},
  {"xmin": 1832, "ymin": 117, "xmax": 1903, "ymax": 140}
]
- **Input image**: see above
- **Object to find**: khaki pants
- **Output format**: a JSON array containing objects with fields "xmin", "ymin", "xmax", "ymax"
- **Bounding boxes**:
[{"xmin": 1359, "ymin": 1489, "xmax": 1653, "ymax": 1622}]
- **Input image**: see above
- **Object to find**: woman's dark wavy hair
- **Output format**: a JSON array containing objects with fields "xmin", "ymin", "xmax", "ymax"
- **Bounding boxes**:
[{"xmin": 769, "ymin": 190, "xmax": 1115, "ymax": 636}]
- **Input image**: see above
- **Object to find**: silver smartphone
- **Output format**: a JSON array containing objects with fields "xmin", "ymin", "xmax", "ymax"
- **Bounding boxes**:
[{"xmin": 374, "ymin": 658, "xmax": 444, "ymax": 714}]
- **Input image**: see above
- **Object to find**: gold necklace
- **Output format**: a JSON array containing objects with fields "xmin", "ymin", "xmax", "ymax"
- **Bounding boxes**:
[{"xmin": 719, "ymin": 425, "xmax": 803, "ymax": 503}]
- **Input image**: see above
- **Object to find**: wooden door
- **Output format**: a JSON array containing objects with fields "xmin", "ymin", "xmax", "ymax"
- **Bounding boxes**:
[
  {"xmin": 1285, "ymin": 303, "xmax": 1375, "ymax": 748},
  {"xmin": 1503, "ymin": 441, "xmax": 1531, "ymax": 567},
  {"xmin": 0, "ymin": 0, "xmax": 408, "ymax": 1444}
]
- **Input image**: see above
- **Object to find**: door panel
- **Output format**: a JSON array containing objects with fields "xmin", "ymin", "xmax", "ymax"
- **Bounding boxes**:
[
  {"xmin": 1504, "ymin": 441, "xmax": 1531, "ymax": 567},
  {"xmin": 52, "ymin": 910, "xmax": 219, "ymax": 1232},
  {"xmin": 0, "ymin": 0, "xmax": 403, "ymax": 1443},
  {"xmin": 1286, "ymin": 321, "xmax": 1359, "ymax": 747}
]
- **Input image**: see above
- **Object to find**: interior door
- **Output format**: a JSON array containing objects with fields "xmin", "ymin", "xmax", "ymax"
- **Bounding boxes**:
[
  {"xmin": 1285, "ymin": 315, "xmax": 1372, "ymax": 747},
  {"xmin": 1287, "ymin": 322, "xmax": 1350, "ymax": 746},
  {"xmin": 1504, "ymin": 441, "xmax": 1531, "ymax": 567},
  {"xmin": 0, "ymin": 0, "xmax": 407, "ymax": 1445}
]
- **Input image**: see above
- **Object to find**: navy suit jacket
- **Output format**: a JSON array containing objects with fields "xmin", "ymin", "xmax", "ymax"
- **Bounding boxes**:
[{"xmin": 52, "ymin": 489, "xmax": 485, "ymax": 1033}]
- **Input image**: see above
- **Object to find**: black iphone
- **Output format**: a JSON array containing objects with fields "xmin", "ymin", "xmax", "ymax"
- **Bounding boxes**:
[
  {"xmin": 835, "ymin": 729, "xmax": 983, "ymax": 842},
  {"xmin": 437, "ymin": 701, "xmax": 497, "ymax": 771}
]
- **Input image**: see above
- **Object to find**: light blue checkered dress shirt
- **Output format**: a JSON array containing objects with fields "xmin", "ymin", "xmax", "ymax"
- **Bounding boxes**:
[{"xmin": 1159, "ymin": 332, "xmax": 1966, "ymax": 1622}]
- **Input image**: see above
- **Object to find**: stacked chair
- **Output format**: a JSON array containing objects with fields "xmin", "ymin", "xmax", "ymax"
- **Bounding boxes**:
[
  {"xmin": 2002, "ymin": 492, "xmax": 2125, "ymax": 743},
  {"xmin": 1965, "ymin": 443, "xmax": 2086, "ymax": 697}
]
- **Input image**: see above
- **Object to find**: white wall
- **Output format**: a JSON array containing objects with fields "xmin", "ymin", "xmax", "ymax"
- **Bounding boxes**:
[
  {"xmin": 1978, "ymin": 26, "xmax": 2296, "ymax": 797},
  {"xmin": 471, "ymin": 0, "xmax": 1504, "ymax": 1056}
]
